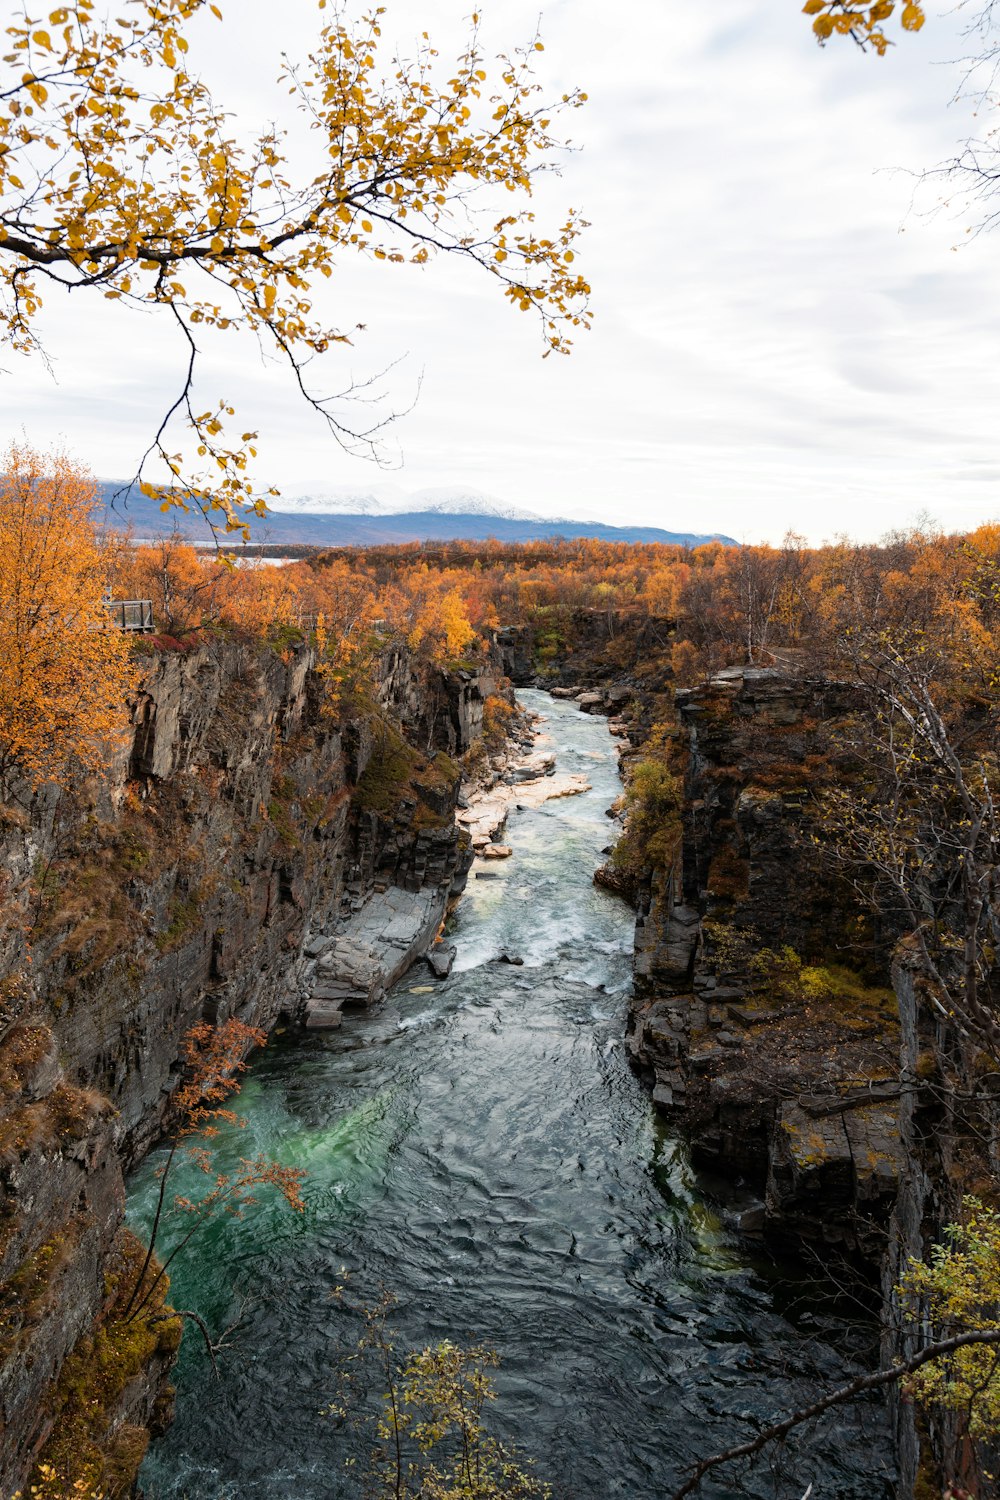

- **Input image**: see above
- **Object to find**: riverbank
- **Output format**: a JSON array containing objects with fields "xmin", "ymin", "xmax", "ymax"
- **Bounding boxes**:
[
  {"xmin": 457, "ymin": 720, "xmax": 592, "ymax": 852},
  {"xmin": 296, "ymin": 696, "xmax": 591, "ymax": 1027}
]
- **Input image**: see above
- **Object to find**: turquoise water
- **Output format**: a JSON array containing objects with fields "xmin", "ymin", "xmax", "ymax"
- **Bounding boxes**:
[{"xmin": 130, "ymin": 691, "xmax": 892, "ymax": 1499}]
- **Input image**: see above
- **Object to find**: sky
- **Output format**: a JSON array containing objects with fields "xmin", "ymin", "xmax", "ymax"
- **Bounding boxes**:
[{"xmin": 7, "ymin": 0, "xmax": 1000, "ymax": 544}]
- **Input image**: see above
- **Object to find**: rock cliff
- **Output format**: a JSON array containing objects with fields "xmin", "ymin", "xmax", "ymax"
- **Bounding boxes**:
[
  {"xmin": 0, "ymin": 634, "xmax": 502, "ymax": 1497},
  {"xmin": 626, "ymin": 666, "xmax": 903, "ymax": 1265}
]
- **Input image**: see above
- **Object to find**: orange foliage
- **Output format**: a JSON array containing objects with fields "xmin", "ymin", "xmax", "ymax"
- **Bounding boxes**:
[
  {"xmin": 105, "ymin": 523, "xmax": 1000, "ymax": 718},
  {"xmin": 117, "ymin": 537, "xmax": 302, "ymax": 637},
  {"xmin": 170, "ymin": 1019, "xmax": 305, "ymax": 1216},
  {"xmin": 124, "ymin": 1017, "xmax": 304, "ymax": 1325},
  {"xmin": 0, "ymin": 444, "xmax": 136, "ymax": 792},
  {"xmin": 173, "ymin": 1018, "xmax": 267, "ymax": 1134}
]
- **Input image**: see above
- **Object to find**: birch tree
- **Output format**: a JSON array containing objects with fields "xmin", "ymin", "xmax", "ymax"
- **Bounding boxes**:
[{"xmin": 0, "ymin": 1, "xmax": 591, "ymax": 534}]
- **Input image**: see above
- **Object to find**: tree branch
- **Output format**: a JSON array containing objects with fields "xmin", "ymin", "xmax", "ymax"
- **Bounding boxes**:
[{"xmin": 668, "ymin": 1328, "xmax": 1000, "ymax": 1500}]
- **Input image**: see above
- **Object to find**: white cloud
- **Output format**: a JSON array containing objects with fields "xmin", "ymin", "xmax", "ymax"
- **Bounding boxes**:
[{"xmin": 5, "ymin": 0, "xmax": 1000, "ymax": 543}]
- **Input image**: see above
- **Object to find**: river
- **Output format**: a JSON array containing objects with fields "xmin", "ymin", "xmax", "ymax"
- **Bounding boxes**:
[{"xmin": 130, "ymin": 690, "xmax": 893, "ymax": 1500}]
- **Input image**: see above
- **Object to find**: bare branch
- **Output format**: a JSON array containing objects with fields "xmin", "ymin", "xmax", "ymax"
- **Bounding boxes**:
[{"xmin": 669, "ymin": 1328, "xmax": 1000, "ymax": 1500}]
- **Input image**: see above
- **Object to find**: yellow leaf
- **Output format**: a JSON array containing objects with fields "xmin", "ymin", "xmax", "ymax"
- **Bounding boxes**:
[{"xmin": 901, "ymin": 2, "xmax": 925, "ymax": 29}]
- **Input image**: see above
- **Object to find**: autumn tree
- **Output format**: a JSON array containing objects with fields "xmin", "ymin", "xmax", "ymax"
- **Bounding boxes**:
[
  {"xmin": 121, "ymin": 536, "xmax": 224, "ymax": 636},
  {"xmin": 334, "ymin": 1291, "xmax": 550, "ymax": 1500},
  {"xmin": 0, "ymin": 1, "xmax": 590, "ymax": 534},
  {"xmin": 0, "ymin": 444, "xmax": 136, "ymax": 793},
  {"xmin": 814, "ymin": 535, "xmax": 1000, "ymax": 1067},
  {"xmin": 119, "ymin": 536, "xmax": 303, "ymax": 636},
  {"xmin": 407, "ymin": 581, "xmax": 477, "ymax": 664}
]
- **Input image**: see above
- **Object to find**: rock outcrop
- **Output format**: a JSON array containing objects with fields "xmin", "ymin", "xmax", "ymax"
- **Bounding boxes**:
[
  {"xmin": 627, "ymin": 666, "xmax": 903, "ymax": 1266},
  {"xmin": 0, "ymin": 633, "xmax": 502, "ymax": 1496}
]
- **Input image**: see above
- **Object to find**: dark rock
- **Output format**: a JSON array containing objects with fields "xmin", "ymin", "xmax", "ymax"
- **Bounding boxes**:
[
  {"xmin": 0, "ymin": 630, "xmax": 508, "ymax": 1495},
  {"xmin": 304, "ymin": 1001, "xmax": 343, "ymax": 1029},
  {"xmin": 426, "ymin": 944, "xmax": 457, "ymax": 979},
  {"xmin": 735, "ymin": 1205, "xmax": 766, "ymax": 1236},
  {"xmin": 627, "ymin": 665, "xmax": 900, "ymax": 1272}
]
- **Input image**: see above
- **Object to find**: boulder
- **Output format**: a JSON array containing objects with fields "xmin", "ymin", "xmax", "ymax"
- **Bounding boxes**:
[
  {"xmin": 482, "ymin": 844, "xmax": 512, "ymax": 859},
  {"xmin": 426, "ymin": 944, "xmax": 457, "ymax": 979},
  {"xmin": 304, "ymin": 999, "xmax": 343, "ymax": 1030}
]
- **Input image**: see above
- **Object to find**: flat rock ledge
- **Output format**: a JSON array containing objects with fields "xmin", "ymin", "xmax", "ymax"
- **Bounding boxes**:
[
  {"xmin": 458, "ymin": 746, "xmax": 590, "ymax": 849},
  {"xmin": 301, "ymin": 885, "xmax": 450, "ymax": 1028}
]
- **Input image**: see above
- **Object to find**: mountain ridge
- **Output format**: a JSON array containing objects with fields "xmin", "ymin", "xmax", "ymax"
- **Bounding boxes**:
[{"xmin": 96, "ymin": 483, "xmax": 737, "ymax": 549}]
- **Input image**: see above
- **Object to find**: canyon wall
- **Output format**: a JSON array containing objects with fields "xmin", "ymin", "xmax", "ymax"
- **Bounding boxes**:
[
  {"xmin": 0, "ymin": 635, "xmax": 501, "ymax": 1497},
  {"xmin": 507, "ymin": 613, "xmax": 974, "ymax": 1494},
  {"xmin": 627, "ymin": 666, "xmax": 904, "ymax": 1267}
]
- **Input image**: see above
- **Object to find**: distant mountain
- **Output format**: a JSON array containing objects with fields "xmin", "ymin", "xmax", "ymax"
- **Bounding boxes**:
[
  {"xmin": 96, "ymin": 482, "xmax": 736, "ymax": 549},
  {"xmin": 275, "ymin": 482, "xmax": 551, "ymax": 522}
]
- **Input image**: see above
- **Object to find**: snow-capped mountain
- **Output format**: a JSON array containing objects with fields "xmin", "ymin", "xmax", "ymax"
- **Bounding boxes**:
[
  {"xmin": 96, "ymin": 479, "xmax": 737, "ymax": 548},
  {"xmin": 272, "ymin": 482, "xmax": 551, "ymax": 523}
]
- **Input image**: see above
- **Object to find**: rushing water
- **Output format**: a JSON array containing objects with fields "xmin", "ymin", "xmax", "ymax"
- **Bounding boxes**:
[{"xmin": 131, "ymin": 691, "xmax": 893, "ymax": 1500}]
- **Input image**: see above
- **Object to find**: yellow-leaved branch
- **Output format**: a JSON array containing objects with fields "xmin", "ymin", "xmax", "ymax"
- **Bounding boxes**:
[
  {"xmin": 802, "ymin": 0, "xmax": 926, "ymax": 53},
  {"xmin": 0, "ymin": 2, "xmax": 591, "ymax": 536}
]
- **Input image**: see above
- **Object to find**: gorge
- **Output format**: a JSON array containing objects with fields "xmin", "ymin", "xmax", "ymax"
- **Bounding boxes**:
[
  {"xmin": 0, "ymin": 559, "xmax": 989, "ymax": 1499},
  {"xmin": 131, "ymin": 691, "xmax": 889, "ymax": 1500}
]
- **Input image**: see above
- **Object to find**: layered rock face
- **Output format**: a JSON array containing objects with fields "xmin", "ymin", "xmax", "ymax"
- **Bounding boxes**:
[
  {"xmin": 499, "ymin": 620, "xmax": 989, "ymax": 1491},
  {"xmin": 0, "ymin": 635, "xmax": 498, "ymax": 1495},
  {"xmin": 627, "ymin": 666, "xmax": 903, "ymax": 1265}
]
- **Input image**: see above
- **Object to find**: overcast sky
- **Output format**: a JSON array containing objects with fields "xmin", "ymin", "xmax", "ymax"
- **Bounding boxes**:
[{"xmin": 7, "ymin": 0, "xmax": 1000, "ymax": 544}]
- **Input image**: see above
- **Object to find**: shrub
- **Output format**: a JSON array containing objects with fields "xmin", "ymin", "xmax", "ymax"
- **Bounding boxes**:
[
  {"xmin": 612, "ymin": 756, "xmax": 682, "ymax": 876},
  {"xmin": 899, "ymin": 1198, "xmax": 1000, "ymax": 1441}
]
